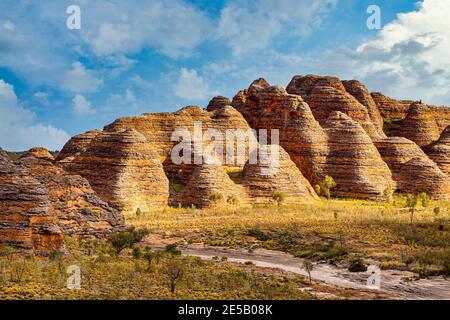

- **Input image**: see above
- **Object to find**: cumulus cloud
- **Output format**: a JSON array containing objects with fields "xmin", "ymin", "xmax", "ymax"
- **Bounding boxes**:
[
  {"xmin": 64, "ymin": 62, "xmax": 103, "ymax": 93},
  {"xmin": 83, "ymin": 0, "xmax": 212, "ymax": 58},
  {"xmin": 354, "ymin": 0, "xmax": 450, "ymax": 104},
  {"xmin": 73, "ymin": 94, "xmax": 95, "ymax": 114},
  {"xmin": 173, "ymin": 68, "xmax": 209, "ymax": 101},
  {"xmin": 217, "ymin": 0, "xmax": 337, "ymax": 55},
  {"xmin": 0, "ymin": 79, "xmax": 69, "ymax": 151}
]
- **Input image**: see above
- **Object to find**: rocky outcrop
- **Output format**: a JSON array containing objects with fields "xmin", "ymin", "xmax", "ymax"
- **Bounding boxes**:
[
  {"xmin": 0, "ymin": 147, "xmax": 8, "ymax": 160},
  {"xmin": 206, "ymin": 96, "xmax": 232, "ymax": 112},
  {"xmin": 370, "ymin": 92, "xmax": 412, "ymax": 120},
  {"xmin": 232, "ymin": 78, "xmax": 328, "ymax": 185},
  {"xmin": 428, "ymin": 105, "xmax": 450, "ymax": 133},
  {"xmin": 425, "ymin": 126, "xmax": 450, "ymax": 177},
  {"xmin": 0, "ymin": 155, "xmax": 64, "ymax": 254},
  {"xmin": 322, "ymin": 112, "xmax": 395, "ymax": 199},
  {"xmin": 242, "ymin": 145, "xmax": 318, "ymax": 204},
  {"xmin": 17, "ymin": 151, "xmax": 124, "ymax": 235},
  {"xmin": 374, "ymin": 137, "xmax": 450, "ymax": 199},
  {"xmin": 102, "ymin": 105, "xmax": 256, "ymax": 185},
  {"xmin": 179, "ymin": 154, "xmax": 248, "ymax": 208},
  {"xmin": 396, "ymin": 102, "xmax": 440, "ymax": 147},
  {"xmin": 63, "ymin": 129, "xmax": 170, "ymax": 215},
  {"xmin": 56, "ymin": 130, "xmax": 100, "ymax": 162},
  {"xmin": 22, "ymin": 147, "xmax": 55, "ymax": 161},
  {"xmin": 286, "ymin": 75, "xmax": 383, "ymax": 139},
  {"xmin": 342, "ymin": 80, "xmax": 385, "ymax": 138}
]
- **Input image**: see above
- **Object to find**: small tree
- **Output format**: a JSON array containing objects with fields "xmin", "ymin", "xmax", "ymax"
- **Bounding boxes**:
[
  {"xmin": 418, "ymin": 192, "xmax": 430, "ymax": 208},
  {"xmin": 405, "ymin": 194, "xmax": 419, "ymax": 225},
  {"xmin": 163, "ymin": 259, "xmax": 186, "ymax": 294},
  {"xmin": 383, "ymin": 187, "xmax": 394, "ymax": 203},
  {"xmin": 318, "ymin": 176, "xmax": 336, "ymax": 199},
  {"xmin": 209, "ymin": 192, "xmax": 224, "ymax": 204},
  {"xmin": 272, "ymin": 191, "xmax": 286, "ymax": 206},
  {"xmin": 135, "ymin": 208, "xmax": 142, "ymax": 217},
  {"xmin": 313, "ymin": 185, "xmax": 321, "ymax": 196},
  {"xmin": 165, "ymin": 244, "xmax": 181, "ymax": 256},
  {"xmin": 302, "ymin": 260, "xmax": 314, "ymax": 284},
  {"xmin": 107, "ymin": 227, "xmax": 150, "ymax": 254},
  {"xmin": 143, "ymin": 249, "xmax": 155, "ymax": 271}
]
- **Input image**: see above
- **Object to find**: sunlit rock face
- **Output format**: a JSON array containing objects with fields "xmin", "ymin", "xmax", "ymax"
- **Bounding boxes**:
[
  {"xmin": 321, "ymin": 112, "xmax": 395, "ymax": 200},
  {"xmin": 61, "ymin": 129, "xmax": 170, "ymax": 215},
  {"xmin": 57, "ymin": 130, "xmax": 101, "ymax": 163},
  {"xmin": 18, "ymin": 149, "xmax": 124, "ymax": 235},
  {"xmin": 395, "ymin": 102, "xmax": 441, "ymax": 148},
  {"xmin": 425, "ymin": 126, "xmax": 450, "ymax": 177},
  {"xmin": 374, "ymin": 137, "xmax": 450, "ymax": 200},
  {"xmin": 242, "ymin": 145, "xmax": 318, "ymax": 204},
  {"xmin": 0, "ymin": 154, "xmax": 64, "ymax": 254},
  {"xmin": 286, "ymin": 75, "xmax": 383, "ymax": 139},
  {"xmin": 232, "ymin": 78, "xmax": 329, "ymax": 186}
]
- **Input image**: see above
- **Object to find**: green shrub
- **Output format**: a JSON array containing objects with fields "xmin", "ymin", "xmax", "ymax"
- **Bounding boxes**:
[
  {"xmin": 108, "ymin": 227, "xmax": 150, "ymax": 254},
  {"xmin": 165, "ymin": 244, "xmax": 181, "ymax": 256},
  {"xmin": 348, "ymin": 257, "xmax": 367, "ymax": 272},
  {"xmin": 272, "ymin": 191, "xmax": 286, "ymax": 206},
  {"xmin": 318, "ymin": 176, "xmax": 336, "ymax": 199},
  {"xmin": 209, "ymin": 192, "xmax": 224, "ymax": 204}
]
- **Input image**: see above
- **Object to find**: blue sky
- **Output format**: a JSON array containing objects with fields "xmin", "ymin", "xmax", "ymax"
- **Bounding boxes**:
[{"xmin": 1, "ymin": 0, "xmax": 449, "ymax": 150}]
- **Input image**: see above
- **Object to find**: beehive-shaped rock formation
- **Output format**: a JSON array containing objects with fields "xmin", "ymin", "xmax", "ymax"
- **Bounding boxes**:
[
  {"xmin": 18, "ymin": 150, "xmax": 124, "ymax": 235},
  {"xmin": 396, "ymin": 102, "xmax": 441, "ymax": 147},
  {"xmin": 0, "ymin": 155, "xmax": 64, "ymax": 254},
  {"xmin": 56, "ymin": 130, "xmax": 101, "ymax": 162},
  {"xmin": 425, "ymin": 126, "xmax": 450, "ymax": 177},
  {"xmin": 242, "ymin": 145, "xmax": 318, "ymax": 204},
  {"xmin": 179, "ymin": 154, "xmax": 248, "ymax": 208},
  {"xmin": 0, "ymin": 147, "xmax": 8, "ymax": 160},
  {"xmin": 374, "ymin": 137, "xmax": 450, "ymax": 199},
  {"xmin": 22, "ymin": 147, "xmax": 55, "ymax": 161},
  {"xmin": 101, "ymin": 105, "xmax": 255, "ymax": 185},
  {"xmin": 232, "ymin": 78, "xmax": 329, "ymax": 185},
  {"xmin": 63, "ymin": 129, "xmax": 169, "ymax": 215},
  {"xmin": 206, "ymin": 96, "xmax": 232, "ymax": 112},
  {"xmin": 370, "ymin": 92, "xmax": 412, "ymax": 120},
  {"xmin": 286, "ymin": 75, "xmax": 382, "ymax": 139},
  {"xmin": 322, "ymin": 112, "xmax": 395, "ymax": 199}
]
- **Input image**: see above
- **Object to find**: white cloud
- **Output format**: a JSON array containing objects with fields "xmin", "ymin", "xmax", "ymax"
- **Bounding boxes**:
[
  {"xmin": 0, "ymin": 79, "xmax": 69, "ymax": 151},
  {"xmin": 83, "ymin": 0, "xmax": 212, "ymax": 58},
  {"xmin": 217, "ymin": 0, "xmax": 337, "ymax": 55},
  {"xmin": 73, "ymin": 94, "xmax": 95, "ymax": 115},
  {"xmin": 354, "ymin": 0, "xmax": 450, "ymax": 104},
  {"xmin": 64, "ymin": 62, "xmax": 103, "ymax": 93},
  {"xmin": 173, "ymin": 68, "xmax": 209, "ymax": 101}
]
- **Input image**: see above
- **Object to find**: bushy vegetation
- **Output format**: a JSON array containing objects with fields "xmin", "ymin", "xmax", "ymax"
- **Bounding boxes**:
[
  {"xmin": 0, "ymin": 236, "xmax": 316, "ymax": 300},
  {"xmin": 315, "ymin": 176, "xmax": 337, "ymax": 199},
  {"xmin": 127, "ymin": 197, "xmax": 450, "ymax": 277}
]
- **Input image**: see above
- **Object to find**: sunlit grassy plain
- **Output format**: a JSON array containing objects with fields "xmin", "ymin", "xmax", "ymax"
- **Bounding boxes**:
[
  {"xmin": 129, "ymin": 197, "xmax": 450, "ymax": 276},
  {"xmin": 1, "ymin": 197, "xmax": 448, "ymax": 300}
]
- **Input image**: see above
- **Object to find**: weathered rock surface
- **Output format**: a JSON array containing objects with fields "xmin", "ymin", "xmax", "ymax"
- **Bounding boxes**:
[
  {"xmin": 242, "ymin": 145, "xmax": 318, "ymax": 204},
  {"xmin": 22, "ymin": 147, "xmax": 55, "ymax": 161},
  {"xmin": 232, "ymin": 78, "xmax": 328, "ymax": 185},
  {"xmin": 18, "ymin": 151, "xmax": 124, "ymax": 235},
  {"xmin": 0, "ymin": 155, "xmax": 64, "ymax": 254},
  {"xmin": 425, "ymin": 126, "xmax": 450, "ymax": 177},
  {"xmin": 322, "ymin": 112, "xmax": 395, "ymax": 199},
  {"xmin": 206, "ymin": 96, "xmax": 232, "ymax": 112},
  {"xmin": 286, "ymin": 75, "xmax": 382, "ymax": 139},
  {"xmin": 63, "ymin": 129, "xmax": 170, "ymax": 215},
  {"xmin": 371, "ymin": 92, "xmax": 412, "ymax": 120},
  {"xmin": 396, "ymin": 102, "xmax": 440, "ymax": 147},
  {"xmin": 56, "ymin": 130, "xmax": 101, "ymax": 162},
  {"xmin": 179, "ymin": 154, "xmax": 248, "ymax": 208},
  {"xmin": 374, "ymin": 137, "xmax": 450, "ymax": 199},
  {"xmin": 102, "ymin": 105, "xmax": 256, "ymax": 185},
  {"xmin": 0, "ymin": 147, "xmax": 8, "ymax": 160}
]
